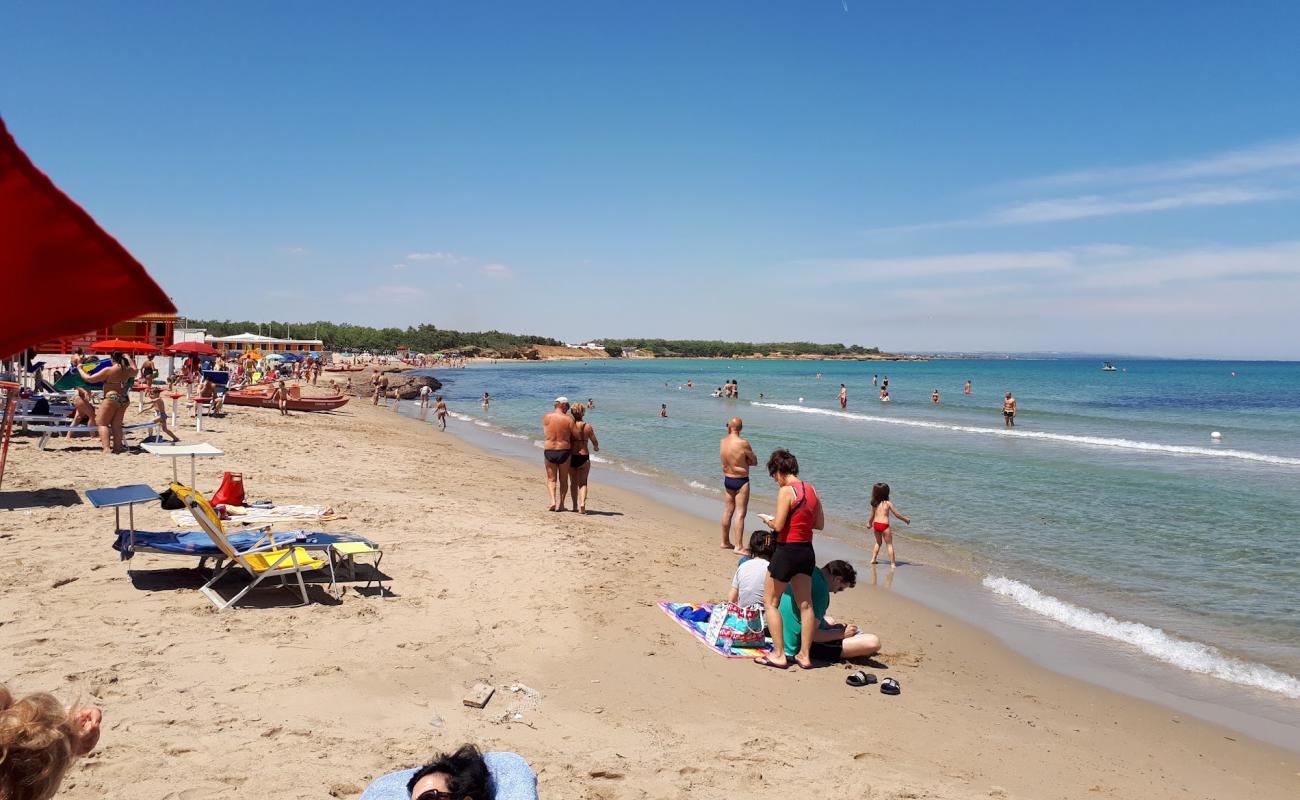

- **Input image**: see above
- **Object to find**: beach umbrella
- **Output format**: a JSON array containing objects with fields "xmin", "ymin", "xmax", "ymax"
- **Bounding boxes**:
[
  {"xmin": 166, "ymin": 341, "xmax": 220, "ymax": 357},
  {"xmin": 262, "ymin": 353, "xmax": 285, "ymax": 362},
  {"xmin": 0, "ymin": 117, "xmax": 175, "ymax": 358},
  {"xmin": 90, "ymin": 339, "xmax": 158, "ymax": 354},
  {"xmin": 244, "ymin": 351, "xmax": 262, "ymax": 360},
  {"xmin": 279, "ymin": 352, "xmax": 303, "ymax": 362}
]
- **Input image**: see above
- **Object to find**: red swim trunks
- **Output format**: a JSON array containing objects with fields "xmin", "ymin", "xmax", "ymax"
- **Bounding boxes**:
[{"xmin": 872, "ymin": 521, "xmax": 889, "ymax": 533}]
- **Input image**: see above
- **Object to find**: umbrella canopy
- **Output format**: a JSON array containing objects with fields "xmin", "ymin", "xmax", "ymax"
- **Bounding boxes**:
[
  {"xmin": 0, "ymin": 117, "xmax": 175, "ymax": 357},
  {"xmin": 308, "ymin": 351, "xmax": 321, "ymax": 357},
  {"xmin": 90, "ymin": 339, "xmax": 157, "ymax": 354},
  {"xmin": 262, "ymin": 353, "xmax": 286, "ymax": 361},
  {"xmin": 244, "ymin": 351, "xmax": 262, "ymax": 360},
  {"xmin": 166, "ymin": 341, "xmax": 220, "ymax": 356},
  {"xmin": 279, "ymin": 352, "xmax": 303, "ymax": 362}
]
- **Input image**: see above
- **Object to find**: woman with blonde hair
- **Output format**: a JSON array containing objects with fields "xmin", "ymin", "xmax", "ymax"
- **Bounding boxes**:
[
  {"xmin": 0, "ymin": 685, "xmax": 102, "ymax": 800},
  {"xmin": 568, "ymin": 403, "xmax": 600, "ymax": 514}
]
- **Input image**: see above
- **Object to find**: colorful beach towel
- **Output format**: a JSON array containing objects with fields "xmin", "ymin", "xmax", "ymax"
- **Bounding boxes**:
[
  {"xmin": 168, "ymin": 504, "xmax": 340, "ymax": 528},
  {"xmin": 657, "ymin": 601, "xmax": 772, "ymax": 659}
]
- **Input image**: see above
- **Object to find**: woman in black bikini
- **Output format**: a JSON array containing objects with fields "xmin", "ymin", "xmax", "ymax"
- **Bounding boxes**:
[{"xmin": 568, "ymin": 403, "xmax": 600, "ymax": 514}]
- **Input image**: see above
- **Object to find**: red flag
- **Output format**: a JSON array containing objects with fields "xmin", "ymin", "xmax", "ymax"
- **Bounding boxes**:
[{"xmin": 0, "ymin": 116, "xmax": 175, "ymax": 356}]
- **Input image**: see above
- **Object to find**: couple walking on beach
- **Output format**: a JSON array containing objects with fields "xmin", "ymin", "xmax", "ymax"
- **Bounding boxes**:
[{"xmin": 542, "ymin": 396, "xmax": 599, "ymax": 513}]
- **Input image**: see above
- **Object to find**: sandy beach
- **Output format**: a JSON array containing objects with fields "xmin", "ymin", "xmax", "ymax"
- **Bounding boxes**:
[{"xmin": 1, "ymin": 388, "xmax": 1296, "ymax": 800}]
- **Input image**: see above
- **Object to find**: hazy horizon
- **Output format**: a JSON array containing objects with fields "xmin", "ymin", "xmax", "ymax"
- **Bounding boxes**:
[{"xmin": 5, "ymin": 2, "xmax": 1298, "ymax": 360}]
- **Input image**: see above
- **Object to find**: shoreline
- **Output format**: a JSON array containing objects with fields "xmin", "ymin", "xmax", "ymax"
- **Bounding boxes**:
[
  {"xmin": 424, "ymin": 398, "xmax": 1300, "ymax": 750},
  {"xmin": 2, "ymin": 395, "xmax": 1297, "ymax": 798}
]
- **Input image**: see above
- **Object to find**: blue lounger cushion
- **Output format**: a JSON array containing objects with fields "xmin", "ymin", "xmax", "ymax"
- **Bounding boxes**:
[{"xmin": 113, "ymin": 529, "xmax": 377, "ymax": 560}]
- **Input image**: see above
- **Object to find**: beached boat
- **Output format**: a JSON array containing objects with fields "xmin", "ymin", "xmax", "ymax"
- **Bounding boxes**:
[
  {"xmin": 323, "ymin": 365, "xmax": 366, "ymax": 372},
  {"xmin": 223, "ymin": 388, "xmax": 350, "ymax": 412}
]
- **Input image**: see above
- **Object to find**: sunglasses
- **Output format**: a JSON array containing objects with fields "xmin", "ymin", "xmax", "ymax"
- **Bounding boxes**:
[{"xmin": 414, "ymin": 791, "xmax": 459, "ymax": 800}]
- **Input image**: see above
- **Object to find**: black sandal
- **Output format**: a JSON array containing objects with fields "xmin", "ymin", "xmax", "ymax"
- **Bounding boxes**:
[
  {"xmin": 880, "ymin": 677, "xmax": 901, "ymax": 695},
  {"xmin": 846, "ymin": 671, "xmax": 878, "ymax": 687}
]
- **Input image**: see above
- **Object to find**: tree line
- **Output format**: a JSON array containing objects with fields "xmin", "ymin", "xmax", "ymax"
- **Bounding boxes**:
[
  {"xmin": 187, "ymin": 320, "xmax": 562, "ymax": 354},
  {"xmin": 599, "ymin": 339, "xmax": 882, "ymax": 358}
]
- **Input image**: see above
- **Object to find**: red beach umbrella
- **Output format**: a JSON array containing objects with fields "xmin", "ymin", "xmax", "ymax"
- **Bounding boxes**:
[
  {"xmin": 165, "ymin": 341, "xmax": 220, "ymax": 357},
  {"xmin": 90, "ymin": 339, "xmax": 158, "ymax": 354},
  {"xmin": 0, "ymin": 116, "xmax": 175, "ymax": 357}
]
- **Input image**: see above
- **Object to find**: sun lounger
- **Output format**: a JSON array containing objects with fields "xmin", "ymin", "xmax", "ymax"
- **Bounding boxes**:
[
  {"xmin": 113, "ymin": 528, "xmax": 378, "ymax": 572},
  {"xmin": 172, "ymin": 483, "xmax": 332, "ymax": 609},
  {"xmin": 29, "ymin": 421, "xmax": 157, "ymax": 450},
  {"xmin": 360, "ymin": 752, "xmax": 538, "ymax": 800}
]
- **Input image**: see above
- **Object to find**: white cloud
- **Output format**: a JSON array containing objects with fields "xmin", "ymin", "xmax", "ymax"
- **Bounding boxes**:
[
  {"xmin": 989, "ymin": 187, "xmax": 1288, "ymax": 224},
  {"xmin": 406, "ymin": 251, "xmax": 465, "ymax": 263},
  {"xmin": 481, "ymin": 263, "xmax": 513, "ymax": 279},
  {"xmin": 807, "ymin": 250, "xmax": 1075, "ymax": 282},
  {"xmin": 344, "ymin": 285, "xmax": 426, "ymax": 304},
  {"xmin": 392, "ymin": 263, "xmax": 408, "ymax": 271},
  {"xmin": 1019, "ymin": 137, "xmax": 1300, "ymax": 189},
  {"xmin": 277, "ymin": 246, "xmax": 309, "ymax": 256}
]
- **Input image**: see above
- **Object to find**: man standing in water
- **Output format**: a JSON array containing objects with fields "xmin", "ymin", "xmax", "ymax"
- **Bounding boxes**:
[
  {"xmin": 1003, "ymin": 391, "xmax": 1017, "ymax": 427},
  {"xmin": 839, "ymin": 384, "xmax": 847, "ymax": 409},
  {"xmin": 720, "ymin": 417, "xmax": 758, "ymax": 553},
  {"xmin": 543, "ymin": 397, "xmax": 575, "ymax": 511},
  {"xmin": 965, "ymin": 379, "xmax": 972, "ymax": 396}
]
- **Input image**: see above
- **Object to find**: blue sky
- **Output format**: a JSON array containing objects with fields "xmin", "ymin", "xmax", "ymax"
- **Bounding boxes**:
[{"xmin": 4, "ymin": 2, "xmax": 1299, "ymax": 358}]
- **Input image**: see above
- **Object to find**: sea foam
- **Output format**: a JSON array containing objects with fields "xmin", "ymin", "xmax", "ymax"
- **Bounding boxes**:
[
  {"xmin": 982, "ymin": 576, "xmax": 1300, "ymax": 699},
  {"xmin": 751, "ymin": 402, "xmax": 1300, "ymax": 466}
]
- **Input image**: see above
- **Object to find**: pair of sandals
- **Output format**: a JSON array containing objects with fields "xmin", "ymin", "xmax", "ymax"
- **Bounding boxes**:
[{"xmin": 846, "ymin": 671, "xmax": 900, "ymax": 695}]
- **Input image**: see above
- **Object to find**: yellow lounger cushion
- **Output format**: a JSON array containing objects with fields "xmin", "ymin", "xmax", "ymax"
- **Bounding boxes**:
[{"xmin": 245, "ymin": 548, "xmax": 327, "ymax": 573}]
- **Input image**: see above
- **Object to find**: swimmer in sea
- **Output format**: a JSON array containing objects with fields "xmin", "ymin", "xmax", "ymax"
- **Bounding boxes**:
[
  {"xmin": 965, "ymin": 380, "xmax": 971, "ymax": 395},
  {"xmin": 720, "ymin": 417, "xmax": 758, "ymax": 553},
  {"xmin": 435, "ymin": 396, "xmax": 448, "ymax": 430},
  {"xmin": 839, "ymin": 383, "xmax": 847, "ymax": 409},
  {"xmin": 1003, "ymin": 391, "xmax": 1017, "ymax": 427},
  {"xmin": 482, "ymin": 392, "xmax": 491, "ymax": 408},
  {"xmin": 880, "ymin": 387, "xmax": 890, "ymax": 402},
  {"xmin": 932, "ymin": 388, "xmax": 940, "ymax": 404},
  {"xmin": 660, "ymin": 403, "xmax": 668, "ymax": 418}
]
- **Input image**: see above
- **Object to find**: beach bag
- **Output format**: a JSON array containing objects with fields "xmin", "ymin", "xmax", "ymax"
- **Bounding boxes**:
[
  {"xmin": 705, "ymin": 602, "xmax": 767, "ymax": 647},
  {"xmin": 158, "ymin": 487, "xmax": 185, "ymax": 510},
  {"xmin": 210, "ymin": 471, "xmax": 245, "ymax": 507}
]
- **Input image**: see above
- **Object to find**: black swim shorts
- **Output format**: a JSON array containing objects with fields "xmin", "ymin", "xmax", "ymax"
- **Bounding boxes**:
[
  {"xmin": 544, "ymin": 449, "xmax": 570, "ymax": 464},
  {"xmin": 810, "ymin": 640, "xmax": 844, "ymax": 663},
  {"xmin": 768, "ymin": 541, "xmax": 816, "ymax": 582}
]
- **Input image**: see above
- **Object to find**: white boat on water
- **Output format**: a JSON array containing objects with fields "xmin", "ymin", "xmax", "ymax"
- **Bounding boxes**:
[{"xmin": 1102, "ymin": 362, "xmax": 1118, "ymax": 371}]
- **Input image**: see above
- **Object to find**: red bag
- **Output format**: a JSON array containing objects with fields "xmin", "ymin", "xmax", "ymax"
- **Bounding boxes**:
[{"xmin": 210, "ymin": 472, "xmax": 245, "ymax": 507}]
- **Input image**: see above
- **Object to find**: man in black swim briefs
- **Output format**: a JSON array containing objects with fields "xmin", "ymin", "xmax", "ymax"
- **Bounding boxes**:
[
  {"xmin": 542, "ymin": 397, "xmax": 575, "ymax": 511},
  {"xmin": 719, "ymin": 417, "xmax": 758, "ymax": 553}
]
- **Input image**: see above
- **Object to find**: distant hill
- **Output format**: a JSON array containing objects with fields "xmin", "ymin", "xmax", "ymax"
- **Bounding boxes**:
[
  {"xmin": 187, "ymin": 320, "xmax": 562, "ymax": 354},
  {"xmin": 599, "ymin": 338, "xmax": 888, "ymax": 359}
]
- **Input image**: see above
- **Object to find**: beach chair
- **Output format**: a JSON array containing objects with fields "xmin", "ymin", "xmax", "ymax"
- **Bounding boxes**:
[
  {"xmin": 171, "ymin": 483, "xmax": 330, "ymax": 610},
  {"xmin": 28, "ymin": 420, "xmax": 157, "ymax": 450}
]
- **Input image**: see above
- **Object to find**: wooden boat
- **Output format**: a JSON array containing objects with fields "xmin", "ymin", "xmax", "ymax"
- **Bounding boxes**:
[
  {"xmin": 323, "ymin": 365, "xmax": 365, "ymax": 372},
  {"xmin": 223, "ymin": 387, "xmax": 350, "ymax": 412}
]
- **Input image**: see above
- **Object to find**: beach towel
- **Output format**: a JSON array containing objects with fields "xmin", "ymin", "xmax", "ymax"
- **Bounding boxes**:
[
  {"xmin": 114, "ymin": 529, "xmax": 376, "ymax": 560},
  {"xmin": 657, "ymin": 601, "xmax": 773, "ymax": 659},
  {"xmin": 168, "ymin": 504, "xmax": 340, "ymax": 528}
]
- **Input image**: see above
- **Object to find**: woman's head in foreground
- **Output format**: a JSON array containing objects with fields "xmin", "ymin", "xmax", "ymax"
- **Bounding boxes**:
[
  {"xmin": 406, "ymin": 744, "xmax": 492, "ymax": 800},
  {"xmin": 0, "ymin": 686, "xmax": 101, "ymax": 800},
  {"xmin": 766, "ymin": 448, "xmax": 799, "ymax": 478},
  {"xmin": 570, "ymin": 403, "xmax": 586, "ymax": 421}
]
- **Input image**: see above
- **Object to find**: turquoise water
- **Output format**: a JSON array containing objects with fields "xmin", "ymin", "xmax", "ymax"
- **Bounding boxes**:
[{"xmin": 416, "ymin": 358, "xmax": 1300, "ymax": 697}]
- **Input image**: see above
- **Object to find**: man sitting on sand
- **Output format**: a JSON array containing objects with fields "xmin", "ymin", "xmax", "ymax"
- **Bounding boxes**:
[
  {"xmin": 542, "ymin": 397, "xmax": 575, "ymax": 512},
  {"xmin": 720, "ymin": 417, "xmax": 758, "ymax": 553},
  {"xmin": 777, "ymin": 560, "xmax": 881, "ymax": 664}
]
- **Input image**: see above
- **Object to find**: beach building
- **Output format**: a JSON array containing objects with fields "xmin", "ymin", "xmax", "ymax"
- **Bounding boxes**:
[
  {"xmin": 32, "ymin": 312, "xmax": 178, "ymax": 356},
  {"xmin": 205, "ymin": 332, "xmax": 325, "ymax": 354}
]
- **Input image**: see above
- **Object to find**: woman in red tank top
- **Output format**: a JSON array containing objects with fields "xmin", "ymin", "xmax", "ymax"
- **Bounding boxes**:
[{"xmin": 754, "ymin": 448, "xmax": 824, "ymax": 670}]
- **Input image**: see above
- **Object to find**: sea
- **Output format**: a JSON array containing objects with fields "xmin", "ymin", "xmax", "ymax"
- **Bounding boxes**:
[{"xmin": 404, "ymin": 357, "xmax": 1300, "ymax": 742}]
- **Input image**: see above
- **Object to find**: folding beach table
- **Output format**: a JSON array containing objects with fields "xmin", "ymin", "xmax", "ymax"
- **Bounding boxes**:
[
  {"xmin": 85, "ymin": 484, "xmax": 159, "ymax": 555},
  {"xmin": 141, "ymin": 442, "xmax": 223, "ymax": 487}
]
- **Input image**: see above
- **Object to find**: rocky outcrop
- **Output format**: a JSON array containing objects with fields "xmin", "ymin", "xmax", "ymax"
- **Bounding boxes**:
[{"xmin": 339, "ymin": 368, "xmax": 442, "ymax": 399}]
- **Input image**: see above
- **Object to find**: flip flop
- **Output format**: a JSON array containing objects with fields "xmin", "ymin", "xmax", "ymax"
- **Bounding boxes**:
[
  {"xmin": 846, "ymin": 671, "xmax": 878, "ymax": 687},
  {"xmin": 880, "ymin": 677, "xmax": 901, "ymax": 695},
  {"xmin": 753, "ymin": 656, "xmax": 791, "ymax": 670}
]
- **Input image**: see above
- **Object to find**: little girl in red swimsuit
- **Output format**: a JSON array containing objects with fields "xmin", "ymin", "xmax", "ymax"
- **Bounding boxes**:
[{"xmin": 869, "ymin": 482, "xmax": 910, "ymax": 567}]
